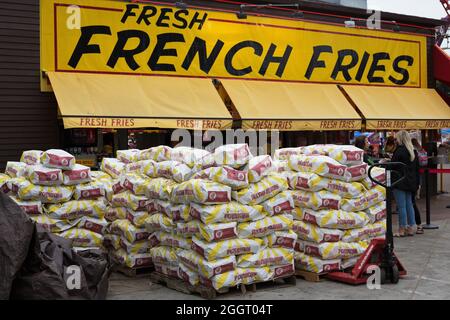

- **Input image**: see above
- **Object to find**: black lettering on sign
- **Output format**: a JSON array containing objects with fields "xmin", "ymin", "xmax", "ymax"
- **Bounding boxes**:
[
  {"xmin": 182, "ymin": 37, "xmax": 224, "ymax": 74},
  {"xmin": 355, "ymin": 52, "xmax": 370, "ymax": 82},
  {"xmin": 367, "ymin": 52, "xmax": 390, "ymax": 83},
  {"xmin": 121, "ymin": 4, "xmax": 139, "ymax": 23},
  {"xmin": 389, "ymin": 55, "xmax": 414, "ymax": 85},
  {"xmin": 189, "ymin": 12, "xmax": 208, "ymax": 30},
  {"xmin": 305, "ymin": 45, "xmax": 333, "ymax": 79},
  {"xmin": 148, "ymin": 33, "xmax": 185, "ymax": 72},
  {"xmin": 68, "ymin": 26, "xmax": 112, "ymax": 68},
  {"xmin": 225, "ymin": 41, "xmax": 263, "ymax": 76},
  {"xmin": 107, "ymin": 30, "xmax": 150, "ymax": 70},
  {"xmin": 331, "ymin": 49, "xmax": 359, "ymax": 81},
  {"xmin": 173, "ymin": 10, "xmax": 189, "ymax": 29},
  {"xmin": 156, "ymin": 8, "xmax": 173, "ymax": 27},
  {"xmin": 259, "ymin": 44, "xmax": 293, "ymax": 78},
  {"xmin": 136, "ymin": 6, "xmax": 157, "ymax": 25}
]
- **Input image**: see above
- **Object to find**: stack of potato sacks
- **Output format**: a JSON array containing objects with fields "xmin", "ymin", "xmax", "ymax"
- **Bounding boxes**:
[
  {"xmin": 1, "ymin": 149, "xmax": 109, "ymax": 251},
  {"xmin": 274, "ymin": 145, "xmax": 387, "ymax": 273}
]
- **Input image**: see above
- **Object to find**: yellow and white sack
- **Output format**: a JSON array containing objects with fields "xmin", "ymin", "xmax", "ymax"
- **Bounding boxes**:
[
  {"xmin": 176, "ymin": 220, "xmax": 200, "ymax": 237},
  {"xmin": 156, "ymin": 199, "xmax": 191, "ymax": 222},
  {"xmin": 171, "ymin": 179, "xmax": 231, "ymax": 204},
  {"xmin": 274, "ymin": 147, "xmax": 303, "ymax": 161},
  {"xmin": 74, "ymin": 181, "xmax": 105, "ymax": 200},
  {"xmin": 179, "ymin": 263, "xmax": 200, "ymax": 286},
  {"xmin": 10, "ymin": 196, "xmax": 42, "ymax": 215},
  {"xmin": 271, "ymin": 264, "xmax": 296, "ymax": 279},
  {"xmin": 76, "ymin": 216, "xmax": 108, "ymax": 234},
  {"xmin": 199, "ymin": 222, "xmax": 238, "ymax": 242},
  {"xmin": 105, "ymin": 206, "xmax": 128, "ymax": 222},
  {"xmin": 41, "ymin": 149, "xmax": 76, "ymax": 170},
  {"xmin": 344, "ymin": 163, "xmax": 368, "ymax": 182},
  {"xmin": 153, "ymin": 231, "xmax": 192, "ymax": 250},
  {"xmin": 292, "ymin": 220, "xmax": 343, "ymax": 243},
  {"xmin": 125, "ymin": 209, "xmax": 149, "ymax": 228},
  {"xmin": 214, "ymin": 144, "xmax": 252, "ymax": 169},
  {"xmin": 30, "ymin": 215, "xmax": 75, "ymax": 233},
  {"xmin": 325, "ymin": 145, "xmax": 365, "ymax": 166},
  {"xmin": 286, "ymin": 172, "xmax": 322, "ymax": 192},
  {"xmin": 303, "ymin": 241, "xmax": 368, "ymax": 260},
  {"xmin": 113, "ymin": 248, "xmax": 153, "ymax": 268},
  {"xmin": 312, "ymin": 177, "xmax": 366, "ymax": 199},
  {"xmin": 294, "ymin": 252, "xmax": 341, "ymax": 273},
  {"xmin": 288, "ymin": 155, "xmax": 347, "ymax": 180},
  {"xmin": 342, "ymin": 227, "xmax": 370, "ymax": 243},
  {"xmin": 301, "ymin": 208, "xmax": 369, "ymax": 229},
  {"xmin": 150, "ymin": 246, "xmax": 181, "ymax": 266},
  {"xmin": 209, "ymin": 166, "xmax": 249, "ymax": 190},
  {"xmin": 170, "ymin": 147, "xmax": 212, "ymax": 168},
  {"xmin": 201, "ymin": 267, "xmax": 272, "ymax": 290},
  {"xmin": 111, "ymin": 190, "xmax": 149, "ymax": 211},
  {"xmin": 190, "ymin": 168, "xmax": 212, "ymax": 180},
  {"xmin": 5, "ymin": 161, "xmax": 28, "ymax": 178},
  {"xmin": 341, "ymin": 256, "xmax": 360, "ymax": 270},
  {"xmin": 272, "ymin": 160, "xmax": 290, "ymax": 173},
  {"xmin": 263, "ymin": 230, "xmax": 298, "ymax": 250},
  {"xmin": 63, "ymin": 164, "xmax": 91, "ymax": 185},
  {"xmin": 18, "ymin": 184, "xmax": 73, "ymax": 203},
  {"xmin": 109, "ymin": 219, "xmax": 151, "ymax": 243},
  {"xmin": 290, "ymin": 190, "xmax": 341, "ymax": 211},
  {"xmin": 101, "ymin": 158, "xmax": 125, "ymax": 179},
  {"xmin": 20, "ymin": 150, "xmax": 43, "ymax": 165},
  {"xmin": 190, "ymin": 202, "xmax": 266, "ymax": 224},
  {"xmin": 91, "ymin": 171, "xmax": 112, "ymax": 181},
  {"xmin": 27, "ymin": 165, "xmax": 63, "ymax": 186},
  {"xmin": 154, "ymin": 262, "xmax": 180, "ymax": 278},
  {"xmin": 340, "ymin": 186, "xmax": 385, "ymax": 212},
  {"xmin": 138, "ymin": 146, "xmax": 172, "ymax": 162},
  {"xmin": 237, "ymin": 214, "xmax": 293, "ymax": 239},
  {"xmin": 362, "ymin": 167, "xmax": 386, "ymax": 189},
  {"xmin": 237, "ymin": 248, "xmax": 294, "ymax": 268},
  {"xmin": 0, "ymin": 173, "xmax": 10, "ymax": 193},
  {"xmin": 366, "ymin": 220, "xmax": 386, "ymax": 239},
  {"xmin": 232, "ymin": 175, "xmax": 287, "ymax": 205},
  {"xmin": 45, "ymin": 199, "xmax": 106, "ymax": 220},
  {"xmin": 262, "ymin": 191, "xmax": 295, "ymax": 216},
  {"xmin": 116, "ymin": 149, "xmax": 139, "ymax": 164},
  {"xmin": 144, "ymin": 178, "xmax": 176, "ymax": 200},
  {"xmin": 247, "ymin": 155, "xmax": 273, "ymax": 183},
  {"xmin": 154, "ymin": 160, "xmax": 192, "ymax": 183},
  {"xmin": 192, "ymin": 236, "xmax": 263, "ymax": 261},
  {"xmin": 59, "ymin": 228, "xmax": 103, "ymax": 248},
  {"xmin": 119, "ymin": 237, "xmax": 152, "ymax": 255},
  {"xmin": 120, "ymin": 173, "xmax": 149, "ymax": 195},
  {"xmin": 365, "ymin": 202, "xmax": 386, "ymax": 223},
  {"xmin": 145, "ymin": 213, "xmax": 175, "ymax": 233},
  {"xmin": 176, "ymin": 249, "xmax": 236, "ymax": 278}
]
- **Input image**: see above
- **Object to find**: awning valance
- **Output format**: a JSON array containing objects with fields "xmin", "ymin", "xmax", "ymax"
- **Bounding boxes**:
[
  {"xmin": 341, "ymin": 85, "xmax": 450, "ymax": 130},
  {"xmin": 47, "ymin": 72, "xmax": 233, "ymax": 130},
  {"xmin": 220, "ymin": 80, "xmax": 362, "ymax": 131}
]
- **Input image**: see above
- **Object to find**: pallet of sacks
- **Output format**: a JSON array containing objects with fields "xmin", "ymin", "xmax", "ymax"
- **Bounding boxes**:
[
  {"xmin": 274, "ymin": 145, "xmax": 387, "ymax": 277},
  {"xmin": 1, "ymin": 149, "xmax": 109, "ymax": 252}
]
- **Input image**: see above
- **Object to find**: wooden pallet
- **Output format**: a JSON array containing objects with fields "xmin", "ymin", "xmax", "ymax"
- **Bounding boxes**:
[
  {"xmin": 114, "ymin": 265, "xmax": 155, "ymax": 278},
  {"xmin": 295, "ymin": 270, "xmax": 327, "ymax": 282},
  {"xmin": 149, "ymin": 272, "xmax": 297, "ymax": 299}
]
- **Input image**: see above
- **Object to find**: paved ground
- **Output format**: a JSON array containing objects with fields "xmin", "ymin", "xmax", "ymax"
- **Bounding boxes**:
[{"xmin": 107, "ymin": 197, "xmax": 450, "ymax": 300}]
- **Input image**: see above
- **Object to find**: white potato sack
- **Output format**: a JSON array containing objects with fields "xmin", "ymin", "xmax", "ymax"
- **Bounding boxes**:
[
  {"xmin": 264, "ymin": 230, "xmax": 298, "ymax": 250},
  {"xmin": 289, "ymin": 190, "xmax": 341, "ymax": 211},
  {"xmin": 214, "ymin": 144, "xmax": 252, "ymax": 168},
  {"xmin": 111, "ymin": 191, "xmax": 149, "ymax": 211},
  {"xmin": 109, "ymin": 219, "xmax": 151, "ymax": 243},
  {"xmin": 139, "ymin": 159, "xmax": 156, "ymax": 177},
  {"xmin": 366, "ymin": 220, "xmax": 386, "ymax": 239},
  {"xmin": 177, "ymin": 249, "xmax": 236, "ymax": 278},
  {"xmin": 192, "ymin": 236, "xmax": 263, "ymax": 261},
  {"xmin": 116, "ymin": 149, "xmax": 139, "ymax": 164},
  {"xmin": 105, "ymin": 206, "xmax": 128, "ymax": 222},
  {"xmin": 30, "ymin": 215, "xmax": 75, "ymax": 233},
  {"xmin": 18, "ymin": 184, "xmax": 73, "ymax": 204},
  {"xmin": 176, "ymin": 220, "xmax": 200, "ymax": 237},
  {"xmin": 303, "ymin": 241, "xmax": 368, "ymax": 260},
  {"xmin": 20, "ymin": 150, "xmax": 43, "ymax": 165},
  {"xmin": 90, "ymin": 171, "xmax": 112, "ymax": 181},
  {"xmin": 179, "ymin": 262, "xmax": 200, "ymax": 286},
  {"xmin": 125, "ymin": 209, "xmax": 149, "ymax": 228},
  {"xmin": 76, "ymin": 216, "xmax": 108, "ymax": 235},
  {"xmin": 237, "ymin": 214, "xmax": 293, "ymax": 239},
  {"xmin": 199, "ymin": 222, "xmax": 238, "ymax": 242},
  {"xmin": 286, "ymin": 172, "xmax": 322, "ymax": 192},
  {"xmin": 59, "ymin": 228, "xmax": 103, "ymax": 248},
  {"xmin": 155, "ymin": 263, "xmax": 181, "ymax": 279},
  {"xmin": 341, "ymin": 256, "xmax": 360, "ymax": 270},
  {"xmin": 263, "ymin": 191, "xmax": 295, "ymax": 216},
  {"xmin": 7, "ymin": 177, "xmax": 31, "ymax": 194},
  {"xmin": 272, "ymin": 160, "xmax": 290, "ymax": 173},
  {"xmin": 119, "ymin": 237, "xmax": 153, "ymax": 255},
  {"xmin": 313, "ymin": 177, "xmax": 366, "ymax": 199},
  {"xmin": 101, "ymin": 158, "xmax": 125, "ymax": 179},
  {"xmin": 209, "ymin": 166, "xmax": 249, "ymax": 190},
  {"xmin": 301, "ymin": 144, "xmax": 329, "ymax": 156},
  {"xmin": 138, "ymin": 145, "xmax": 172, "ymax": 162},
  {"xmin": 365, "ymin": 202, "xmax": 387, "ymax": 223},
  {"xmin": 153, "ymin": 231, "xmax": 192, "ymax": 250},
  {"xmin": 326, "ymin": 145, "xmax": 365, "ymax": 165},
  {"xmin": 156, "ymin": 200, "xmax": 191, "ymax": 222},
  {"xmin": 362, "ymin": 167, "xmax": 386, "ymax": 189},
  {"xmin": 294, "ymin": 252, "xmax": 341, "ymax": 273},
  {"xmin": 74, "ymin": 181, "xmax": 105, "ymax": 200},
  {"xmin": 190, "ymin": 168, "xmax": 212, "ymax": 180},
  {"xmin": 150, "ymin": 246, "xmax": 181, "ymax": 266},
  {"xmin": 288, "ymin": 155, "xmax": 348, "ymax": 180},
  {"xmin": 45, "ymin": 199, "xmax": 106, "ymax": 220},
  {"xmin": 301, "ymin": 208, "xmax": 369, "ymax": 230},
  {"xmin": 190, "ymin": 202, "xmax": 266, "ymax": 224},
  {"xmin": 171, "ymin": 179, "xmax": 231, "ymax": 204},
  {"xmin": 125, "ymin": 160, "xmax": 146, "ymax": 173},
  {"xmin": 291, "ymin": 207, "xmax": 305, "ymax": 220},
  {"xmin": 154, "ymin": 160, "xmax": 192, "ymax": 183},
  {"xmin": 170, "ymin": 147, "xmax": 212, "ymax": 168},
  {"xmin": 0, "ymin": 173, "xmax": 10, "ymax": 193},
  {"xmin": 344, "ymin": 163, "xmax": 368, "ymax": 182},
  {"xmin": 292, "ymin": 220, "xmax": 343, "ymax": 243},
  {"xmin": 340, "ymin": 186, "xmax": 385, "ymax": 212},
  {"xmin": 200, "ymin": 267, "xmax": 272, "ymax": 290},
  {"xmin": 120, "ymin": 173, "xmax": 149, "ymax": 195},
  {"xmin": 113, "ymin": 249, "xmax": 153, "ymax": 268},
  {"xmin": 232, "ymin": 175, "xmax": 287, "ymax": 205},
  {"xmin": 294, "ymin": 239, "xmax": 304, "ymax": 253},
  {"xmin": 342, "ymin": 227, "xmax": 370, "ymax": 243},
  {"xmin": 27, "ymin": 165, "xmax": 63, "ymax": 186},
  {"xmin": 237, "ymin": 248, "xmax": 294, "ymax": 268},
  {"xmin": 144, "ymin": 178, "xmax": 176, "ymax": 200},
  {"xmin": 41, "ymin": 149, "xmax": 76, "ymax": 170},
  {"xmin": 271, "ymin": 264, "xmax": 296, "ymax": 279},
  {"xmin": 5, "ymin": 161, "xmax": 28, "ymax": 178},
  {"xmin": 274, "ymin": 147, "xmax": 303, "ymax": 161},
  {"xmin": 247, "ymin": 155, "xmax": 273, "ymax": 183},
  {"xmin": 10, "ymin": 196, "xmax": 42, "ymax": 215},
  {"xmin": 63, "ymin": 164, "xmax": 91, "ymax": 185},
  {"xmin": 145, "ymin": 213, "xmax": 175, "ymax": 233}
]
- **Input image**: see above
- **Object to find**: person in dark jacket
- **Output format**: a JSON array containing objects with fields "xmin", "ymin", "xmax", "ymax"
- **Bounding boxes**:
[
  {"xmin": 412, "ymin": 149, "xmax": 424, "ymax": 234},
  {"xmin": 391, "ymin": 131, "xmax": 417, "ymax": 237}
]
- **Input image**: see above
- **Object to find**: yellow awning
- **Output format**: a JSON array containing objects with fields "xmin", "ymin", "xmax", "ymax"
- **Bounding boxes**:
[
  {"xmin": 47, "ymin": 72, "xmax": 232, "ymax": 130},
  {"xmin": 220, "ymin": 80, "xmax": 362, "ymax": 131},
  {"xmin": 342, "ymin": 86, "xmax": 450, "ymax": 130}
]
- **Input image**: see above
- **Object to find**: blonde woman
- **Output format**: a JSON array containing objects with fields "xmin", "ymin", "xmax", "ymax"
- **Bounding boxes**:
[{"xmin": 391, "ymin": 131, "xmax": 417, "ymax": 237}]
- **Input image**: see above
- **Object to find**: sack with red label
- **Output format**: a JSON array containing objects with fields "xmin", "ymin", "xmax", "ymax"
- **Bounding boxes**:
[
  {"xmin": 125, "ymin": 160, "xmax": 148, "ymax": 173},
  {"xmin": 101, "ymin": 158, "xmax": 125, "ymax": 179},
  {"xmin": 341, "ymin": 256, "xmax": 360, "ymax": 270},
  {"xmin": 154, "ymin": 160, "xmax": 192, "ymax": 183},
  {"xmin": 344, "ymin": 163, "xmax": 368, "ymax": 182},
  {"xmin": 178, "ymin": 263, "xmax": 200, "ymax": 286},
  {"xmin": 199, "ymin": 222, "xmax": 238, "ymax": 242},
  {"xmin": 247, "ymin": 155, "xmax": 273, "ymax": 183},
  {"xmin": 144, "ymin": 178, "xmax": 176, "ymax": 200},
  {"xmin": 302, "ymin": 240, "xmax": 368, "ymax": 259},
  {"xmin": 113, "ymin": 249, "xmax": 153, "ymax": 268},
  {"xmin": 20, "ymin": 150, "xmax": 43, "ymax": 165},
  {"xmin": 91, "ymin": 171, "xmax": 111, "ymax": 181},
  {"xmin": 232, "ymin": 175, "xmax": 287, "ymax": 205},
  {"xmin": 58, "ymin": 228, "xmax": 104, "ymax": 248},
  {"xmin": 145, "ymin": 213, "xmax": 175, "ymax": 233},
  {"xmin": 192, "ymin": 236, "xmax": 263, "ymax": 261},
  {"xmin": 237, "ymin": 248, "xmax": 294, "ymax": 268},
  {"xmin": 138, "ymin": 146, "xmax": 172, "ymax": 162},
  {"xmin": 262, "ymin": 191, "xmax": 295, "ymax": 216},
  {"xmin": 289, "ymin": 190, "xmax": 341, "ymax": 211},
  {"xmin": 125, "ymin": 209, "xmax": 149, "ymax": 228},
  {"xmin": 76, "ymin": 216, "xmax": 108, "ymax": 234},
  {"xmin": 313, "ymin": 177, "xmax": 366, "ymax": 199},
  {"xmin": 326, "ymin": 145, "xmax": 365, "ymax": 165},
  {"xmin": 190, "ymin": 202, "xmax": 266, "ymax": 224},
  {"xmin": 111, "ymin": 191, "xmax": 149, "ymax": 211},
  {"xmin": 116, "ymin": 237, "xmax": 152, "ymax": 255},
  {"xmin": 120, "ymin": 173, "xmax": 149, "ymax": 195},
  {"xmin": 292, "ymin": 220, "xmax": 343, "ymax": 243},
  {"xmin": 362, "ymin": 167, "xmax": 386, "ymax": 189},
  {"xmin": 366, "ymin": 220, "xmax": 386, "ymax": 239},
  {"xmin": 214, "ymin": 144, "xmax": 252, "ymax": 169},
  {"xmin": 27, "ymin": 165, "xmax": 63, "ymax": 186},
  {"xmin": 116, "ymin": 149, "xmax": 139, "ymax": 164},
  {"xmin": 288, "ymin": 155, "xmax": 348, "ymax": 181},
  {"xmin": 152, "ymin": 231, "xmax": 192, "ymax": 250},
  {"xmin": 341, "ymin": 227, "xmax": 370, "ymax": 243},
  {"xmin": 109, "ymin": 219, "xmax": 151, "ymax": 243},
  {"xmin": 171, "ymin": 179, "xmax": 231, "ymax": 204},
  {"xmin": 155, "ymin": 200, "xmax": 190, "ymax": 222},
  {"xmin": 340, "ymin": 186, "xmax": 385, "ymax": 212},
  {"xmin": 237, "ymin": 214, "xmax": 293, "ymax": 239},
  {"xmin": 301, "ymin": 144, "xmax": 329, "ymax": 156},
  {"xmin": 18, "ymin": 184, "xmax": 74, "ymax": 204},
  {"xmin": 30, "ymin": 215, "xmax": 75, "ymax": 233},
  {"xmin": 154, "ymin": 262, "xmax": 180, "ymax": 279},
  {"xmin": 176, "ymin": 220, "xmax": 200, "ymax": 237},
  {"xmin": 272, "ymin": 160, "xmax": 290, "ymax": 173},
  {"xmin": 105, "ymin": 206, "xmax": 128, "ymax": 222},
  {"xmin": 209, "ymin": 166, "xmax": 249, "ymax": 190},
  {"xmin": 5, "ymin": 161, "xmax": 28, "ymax": 178},
  {"xmin": 149, "ymin": 246, "xmax": 181, "ymax": 266},
  {"xmin": 10, "ymin": 196, "xmax": 43, "ymax": 215},
  {"xmin": 286, "ymin": 172, "xmax": 322, "ymax": 192},
  {"xmin": 365, "ymin": 203, "xmax": 386, "ymax": 224},
  {"xmin": 294, "ymin": 252, "xmax": 341, "ymax": 273},
  {"xmin": 74, "ymin": 181, "xmax": 105, "ymax": 200},
  {"xmin": 45, "ymin": 199, "xmax": 106, "ymax": 220},
  {"xmin": 41, "ymin": 149, "xmax": 75, "ymax": 170},
  {"xmin": 270, "ymin": 264, "xmax": 295, "ymax": 279},
  {"xmin": 274, "ymin": 147, "xmax": 304, "ymax": 161},
  {"xmin": 170, "ymin": 147, "xmax": 213, "ymax": 168},
  {"xmin": 0, "ymin": 174, "xmax": 10, "ymax": 193},
  {"xmin": 301, "ymin": 208, "xmax": 369, "ymax": 229},
  {"xmin": 263, "ymin": 230, "xmax": 298, "ymax": 250},
  {"xmin": 177, "ymin": 249, "xmax": 236, "ymax": 279},
  {"xmin": 190, "ymin": 168, "xmax": 212, "ymax": 180},
  {"xmin": 200, "ymin": 267, "xmax": 272, "ymax": 290},
  {"xmin": 63, "ymin": 164, "xmax": 91, "ymax": 185}
]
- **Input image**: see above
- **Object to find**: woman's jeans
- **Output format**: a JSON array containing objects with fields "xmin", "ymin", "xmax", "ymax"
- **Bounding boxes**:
[{"xmin": 393, "ymin": 189, "xmax": 416, "ymax": 227}]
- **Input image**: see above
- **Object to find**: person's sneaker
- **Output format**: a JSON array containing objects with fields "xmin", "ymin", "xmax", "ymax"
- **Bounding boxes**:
[{"xmin": 407, "ymin": 226, "xmax": 415, "ymax": 236}]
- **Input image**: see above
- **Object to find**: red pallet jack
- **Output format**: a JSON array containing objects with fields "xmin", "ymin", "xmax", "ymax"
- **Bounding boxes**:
[{"xmin": 326, "ymin": 162, "xmax": 407, "ymax": 285}]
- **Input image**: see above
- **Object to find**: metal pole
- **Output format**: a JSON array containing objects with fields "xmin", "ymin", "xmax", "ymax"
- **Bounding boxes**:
[{"xmin": 423, "ymin": 168, "xmax": 439, "ymax": 230}]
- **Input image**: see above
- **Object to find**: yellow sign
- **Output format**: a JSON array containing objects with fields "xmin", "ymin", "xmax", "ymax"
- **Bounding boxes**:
[
  {"xmin": 244, "ymin": 119, "xmax": 361, "ymax": 131},
  {"xmin": 367, "ymin": 120, "xmax": 450, "ymax": 130},
  {"xmin": 41, "ymin": 0, "xmax": 428, "ymax": 90}
]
